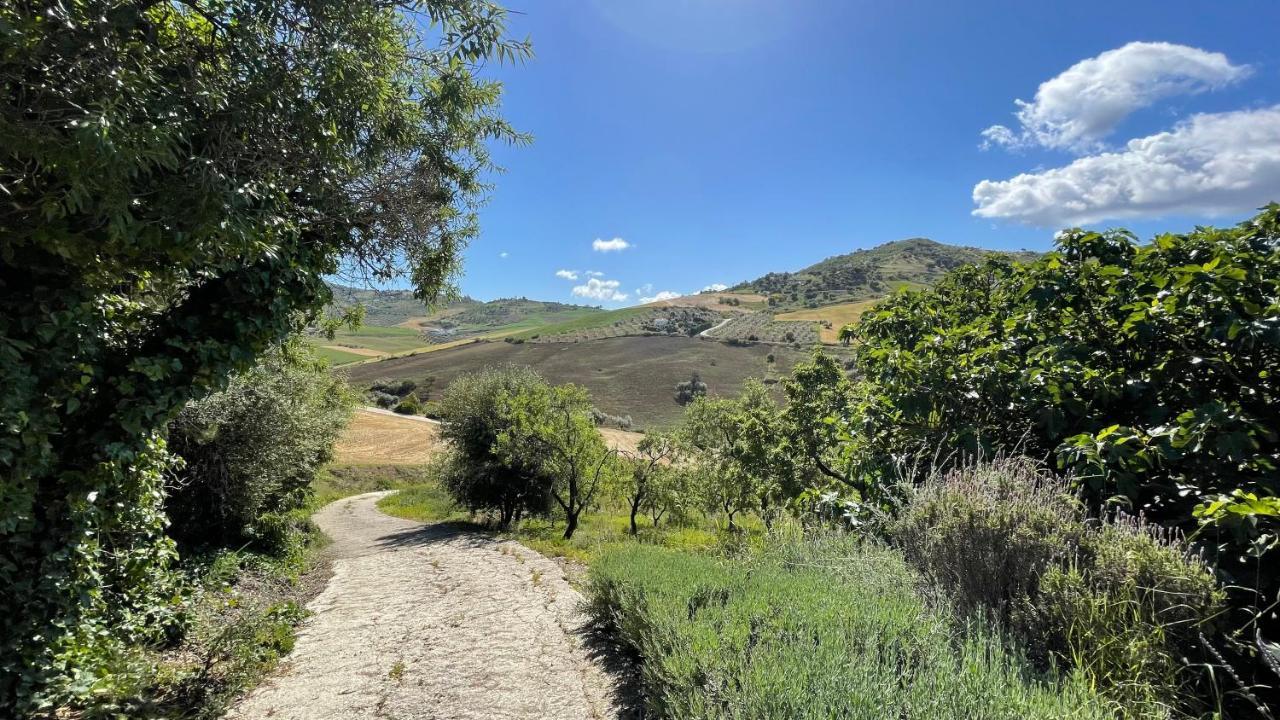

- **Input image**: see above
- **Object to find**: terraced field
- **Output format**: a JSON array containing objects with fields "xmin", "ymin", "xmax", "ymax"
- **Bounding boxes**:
[{"xmin": 703, "ymin": 314, "xmax": 820, "ymax": 345}]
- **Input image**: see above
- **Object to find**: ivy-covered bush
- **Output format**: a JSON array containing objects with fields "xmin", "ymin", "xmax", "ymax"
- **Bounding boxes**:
[
  {"xmin": 166, "ymin": 349, "xmax": 355, "ymax": 550},
  {"xmin": 0, "ymin": 0, "xmax": 526, "ymax": 712}
]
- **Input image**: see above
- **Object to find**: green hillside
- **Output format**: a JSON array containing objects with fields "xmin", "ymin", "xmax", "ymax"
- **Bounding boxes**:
[
  {"xmin": 425, "ymin": 298, "xmax": 604, "ymax": 337},
  {"xmin": 732, "ymin": 238, "xmax": 1038, "ymax": 310}
]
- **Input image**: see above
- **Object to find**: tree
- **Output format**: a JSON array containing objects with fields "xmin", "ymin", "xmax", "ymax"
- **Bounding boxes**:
[
  {"xmin": 497, "ymin": 382, "xmax": 618, "ymax": 539},
  {"xmin": 679, "ymin": 381, "xmax": 786, "ymax": 530},
  {"xmin": 674, "ymin": 371, "xmax": 708, "ymax": 404},
  {"xmin": 0, "ymin": 0, "xmax": 527, "ymax": 705},
  {"xmin": 780, "ymin": 351, "xmax": 861, "ymax": 493},
  {"xmin": 437, "ymin": 366, "xmax": 552, "ymax": 529},
  {"xmin": 619, "ymin": 433, "xmax": 679, "ymax": 534}
]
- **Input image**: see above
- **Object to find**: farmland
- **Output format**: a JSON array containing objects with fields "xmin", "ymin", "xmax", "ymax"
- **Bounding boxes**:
[
  {"xmin": 775, "ymin": 299, "xmax": 882, "ymax": 343},
  {"xmin": 342, "ymin": 335, "xmax": 815, "ymax": 429}
]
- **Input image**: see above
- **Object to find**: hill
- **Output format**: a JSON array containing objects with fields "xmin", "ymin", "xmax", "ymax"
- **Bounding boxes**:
[
  {"xmin": 731, "ymin": 238, "xmax": 1038, "ymax": 310},
  {"xmin": 342, "ymin": 335, "xmax": 820, "ymax": 429}
]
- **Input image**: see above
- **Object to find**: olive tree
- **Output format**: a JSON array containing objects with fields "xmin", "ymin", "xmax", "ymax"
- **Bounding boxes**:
[
  {"xmin": 679, "ymin": 381, "xmax": 786, "ymax": 530},
  {"xmin": 497, "ymin": 383, "xmax": 619, "ymax": 540},
  {"xmin": 619, "ymin": 432, "xmax": 679, "ymax": 534},
  {"xmin": 0, "ymin": 0, "xmax": 526, "ymax": 709},
  {"xmin": 437, "ymin": 366, "xmax": 552, "ymax": 529}
]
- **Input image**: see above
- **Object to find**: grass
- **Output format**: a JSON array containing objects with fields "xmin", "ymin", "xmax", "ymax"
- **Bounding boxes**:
[
  {"xmin": 312, "ymin": 345, "xmax": 374, "ymax": 366},
  {"xmin": 508, "ymin": 305, "xmax": 653, "ymax": 341},
  {"xmin": 377, "ymin": 481, "xmax": 738, "ymax": 567},
  {"xmin": 342, "ymin": 335, "xmax": 811, "ymax": 429},
  {"xmin": 585, "ymin": 537, "xmax": 1112, "ymax": 719},
  {"xmin": 775, "ymin": 298, "xmax": 882, "ymax": 343}
]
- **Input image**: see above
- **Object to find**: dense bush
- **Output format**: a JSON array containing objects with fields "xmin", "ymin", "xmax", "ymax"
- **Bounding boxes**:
[
  {"xmin": 166, "ymin": 349, "xmax": 355, "ymax": 550},
  {"xmin": 893, "ymin": 459, "xmax": 1081, "ymax": 620},
  {"xmin": 673, "ymin": 371, "xmax": 708, "ymax": 404},
  {"xmin": 891, "ymin": 460, "xmax": 1229, "ymax": 717},
  {"xmin": 845, "ymin": 208, "xmax": 1280, "ymax": 703},
  {"xmin": 849, "ymin": 209, "xmax": 1279, "ymax": 571},
  {"xmin": 1026, "ymin": 519, "xmax": 1226, "ymax": 718},
  {"xmin": 586, "ymin": 542, "xmax": 1111, "ymax": 719}
]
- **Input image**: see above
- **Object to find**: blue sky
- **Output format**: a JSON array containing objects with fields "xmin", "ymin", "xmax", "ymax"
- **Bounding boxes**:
[{"xmin": 451, "ymin": 0, "xmax": 1280, "ymax": 305}]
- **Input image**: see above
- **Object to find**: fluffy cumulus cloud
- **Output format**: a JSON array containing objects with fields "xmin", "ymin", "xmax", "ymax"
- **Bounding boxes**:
[
  {"xmin": 572, "ymin": 277, "xmax": 629, "ymax": 302},
  {"xmin": 701, "ymin": 283, "xmax": 729, "ymax": 292},
  {"xmin": 592, "ymin": 237, "xmax": 631, "ymax": 252},
  {"xmin": 555, "ymin": 269, "xmax": 579, "ymax": 280},
  {"xmin": 982, "ymin": 42, "xmax": 1249, "ymax": 153},
  {"xmin": 973, "ymin": 105, "xmax": 1280, "ymax": 226},
  {"xmin": 639, "ymin": 290, "xmax": 682, "ymax": 304}
]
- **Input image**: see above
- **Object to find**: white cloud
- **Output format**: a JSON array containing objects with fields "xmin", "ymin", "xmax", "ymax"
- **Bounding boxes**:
[
  {"xmin": 639, "ymin": 290, "xmax": 682, "ymax": 304},
  {"xmin": 982, "ymin": 42, "xmax": 1250, "ymax": 153},
  {"xmin": 972, "ymin": 105, "xmax": 1280, "ymax": 226},
  {"xmin": 585, "ymin": 270, "xmax": 604, "ymax": 277},
  {"xmin": 572, "ymin": 277, "xmax": 629, "ymax": 302},
  {"xmin": 635, "ymin": 283, "xmax": 654, "ymax": 295},
  {"xmin": 555, "ymin": 269, "xmax": 579, "ymax": 280},
  {"xmin": 499, "ymin": 251, "xmax": 509, "ymax": 259},
  {"xmin": 592, "ymin": 237, "xmax": 631, "ymax": 252},
  {"xmin": 701, "ymin": 283, "xmax": 729, "ymax": 293}
]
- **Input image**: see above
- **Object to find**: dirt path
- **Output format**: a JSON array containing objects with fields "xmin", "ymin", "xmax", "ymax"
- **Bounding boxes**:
[{"xmin": 227, "ymin": 492, "xmax": 618, "ymax": 720}]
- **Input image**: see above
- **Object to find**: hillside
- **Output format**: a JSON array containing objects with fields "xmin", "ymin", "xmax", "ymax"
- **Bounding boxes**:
[
  {"xmin": 342, "ymin": 335, "xmax": 817, "ymax": 429},
  {"xmin": 732, "ymin": 238, "xmax": 1038, "ymax": 310}
]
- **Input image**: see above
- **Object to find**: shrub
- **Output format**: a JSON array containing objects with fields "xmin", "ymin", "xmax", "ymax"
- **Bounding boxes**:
[
  {"xmin": 893, "ymin": 459, "xmax": 1081, "ymax": 621},
  {"xmin": 393, "ymin": 395, "xmax": 422, "ymax": 415},
  {"xmin": 370, "ymin": 390, "xmax": 400, "ymax": 409},
  {"xmin": 1024, "ymin": 518, "xmax": 1226, "ymax": 718},
  {"xmin": 166, "ymin": 350, "xmax": 355, "ymax": 550},
  {"xmin": 586, "ymin": 542, "xmax": 1111, "ymax": 719}
]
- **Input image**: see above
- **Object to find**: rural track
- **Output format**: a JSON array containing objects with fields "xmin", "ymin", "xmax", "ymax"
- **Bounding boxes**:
[
  {"xmin": 226, "ymin": 492, "xmax": 619, "ymax": 720},
  {"xmin": 699, "ymin": 317, "xmax": 732, "ymax": 337}
]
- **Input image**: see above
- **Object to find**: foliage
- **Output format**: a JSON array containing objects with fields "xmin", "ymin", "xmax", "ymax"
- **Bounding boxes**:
[
  {"xmin": 0, "ymin": 0, "xmax": 526, "ymax": 710},
  {"xmin": 166, "ymin": 348, "xmax": 355, "ymax": 550},
  {"xmin": 495, "ymin": 380, "xmax": 620, "ymax": 539},
  {"xmin": 393, "ymin": 395, "xmax": 424, "ymax": 415},
  {"xmin": 436, "ymin": 365, "xmax": 553, "ymax": 528},
  {"xmin": 618, "ymin": 433, "xmax": 679, "ymax": 534},
  {"xmin": 893, "ymin": 459, "xmax": 1082, "ymax": 621},
  {"xmin": 679, "ymin": 380, "xmax": 789, "ymax": 529},
  {"xmin": 779, "ymin": 350, "xmax": 861, "ymax": 493},
  {"xmin": 1025, "ymin": 519, "xmax": 1227, "ymax": 718},
  {"xmin": 846, "ymin": 208, "xmax": 1280, "ymax": 668},
  {"xmin": 585, "ymin": 540, "xmax": 1110, "ymax": 719}
]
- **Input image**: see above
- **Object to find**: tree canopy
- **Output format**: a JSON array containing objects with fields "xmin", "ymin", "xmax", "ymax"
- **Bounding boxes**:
[{"xmin": 0, "ymin": 0, "xmax": 526, "ymax": 710}]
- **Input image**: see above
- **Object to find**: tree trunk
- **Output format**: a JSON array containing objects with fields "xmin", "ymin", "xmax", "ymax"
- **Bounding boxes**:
[
  {"xmin": 563, "ymin": 511, "xmax": 580, "ymax": 540},
  {"xmin": 629, "ymin": 495, "xmax": 641, "ymax": 535}
]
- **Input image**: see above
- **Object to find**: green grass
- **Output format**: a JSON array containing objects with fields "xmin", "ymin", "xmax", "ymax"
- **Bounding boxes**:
[
  {"xmin": 311, "ymin": 464, "xmax": 437, "ymax": 508},
  {"xmin": 377, "ymin": 482, "xmax": 742, "ymax": 566},
  {"xmin": 325, "ymin": 325, "xmax": 429, "ymax": 352},
  {"xmin": 585, "ymin": 538, "xmax": 1112, "ymax": 719},
  {"xmin": 311, "ymin": 345, "xmax": 372, "ymax": 365},
  {"xmin": 508, "ymin": 305, "xmax": 652, "ymax": 340}
]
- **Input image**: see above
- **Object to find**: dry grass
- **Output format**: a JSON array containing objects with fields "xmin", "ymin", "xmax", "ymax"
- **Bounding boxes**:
[
  {"xmin": 320, "ymin": 344, "xmax": 384, "ymax": 357},
  {"xmin": 643, "ymin": 292, "xmax": 765, "ymax": 313},
  {"xmin": 775, "ymin": 299, "xmax": 882, "ymax": 343},
  {"xmin": 598, "ymin": 427, "xmax": 644, "ymax": 454},
  {"xmin": 333, "ymin": 409, "xmax": 443, "ymax": 465}
]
